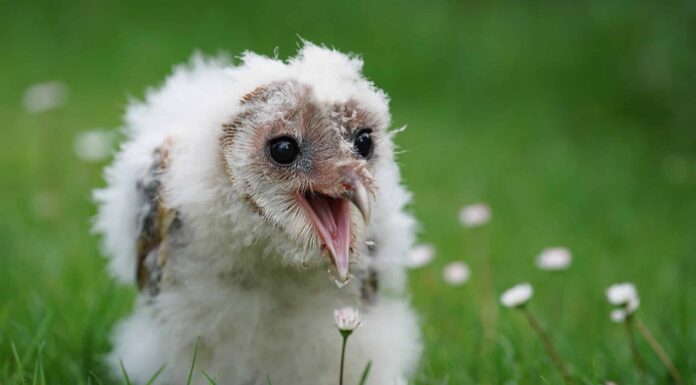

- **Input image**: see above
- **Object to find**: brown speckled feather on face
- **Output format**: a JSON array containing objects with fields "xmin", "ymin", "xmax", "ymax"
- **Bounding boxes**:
[{"xmin": 135, "ymin": 140, "xmax": 180, "ymax": 296}]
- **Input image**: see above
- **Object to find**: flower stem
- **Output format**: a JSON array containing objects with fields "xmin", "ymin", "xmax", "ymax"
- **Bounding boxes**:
[
  {"xmin": 636, "ymin": 318, "xmax": 684, "ymax": 385},
  {"xmin": 474, "ymin": 229, "xmax": 497, "ymax": 384},
  {"xmin": 625, "ymin": 314, "xmax": 646, "ymax": 384},
  {"xmin": 339, "ymin": 335, "xmax": 348, "ymax": 385},
  {"xmin": 521, "ymin": 307, "xmax": 574, "ymax": 385}
]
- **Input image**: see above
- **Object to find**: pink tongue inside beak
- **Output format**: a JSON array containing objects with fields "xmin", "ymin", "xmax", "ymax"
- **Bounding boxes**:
[{"xmin": 303, "ymin": 194, "xmax": 352, "ymax": 281}]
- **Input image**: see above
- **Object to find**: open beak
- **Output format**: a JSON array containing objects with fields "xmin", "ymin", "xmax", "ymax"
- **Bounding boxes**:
[{"xmin": 297, "ymin": 179, "xmax": 372, "ymax": 283}]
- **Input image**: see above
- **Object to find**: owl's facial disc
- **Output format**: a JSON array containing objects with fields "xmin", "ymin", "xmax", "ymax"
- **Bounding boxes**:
[
  {"xmin": 296, "ymin": 177, "xmax": 371, "ymax": 282},
  {"xmin": 221, "ymin": 81, "xmax": 383, "ymax": 282}
]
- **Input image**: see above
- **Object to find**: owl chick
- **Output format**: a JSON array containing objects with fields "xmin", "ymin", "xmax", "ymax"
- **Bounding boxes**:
[{"xmin": 94, "ymin": 43, "xmax": 421, "ymax": 385}]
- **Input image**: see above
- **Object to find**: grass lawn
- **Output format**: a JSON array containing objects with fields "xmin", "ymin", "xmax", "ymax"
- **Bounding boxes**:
[{"xmin": 1, "ymin": 0, "xmax": 694, "ymax": 384}]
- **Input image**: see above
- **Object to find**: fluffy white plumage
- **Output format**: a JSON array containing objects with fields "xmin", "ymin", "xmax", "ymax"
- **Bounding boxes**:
[{"xmin": 93, "ymin": 43, "xmax": 421, "ymax": 385}]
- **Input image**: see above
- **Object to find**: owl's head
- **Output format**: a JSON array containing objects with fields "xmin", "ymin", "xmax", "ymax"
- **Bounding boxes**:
[{"xmin": 219, "ymin": 46, "xmax": 392, "ymax": 283}]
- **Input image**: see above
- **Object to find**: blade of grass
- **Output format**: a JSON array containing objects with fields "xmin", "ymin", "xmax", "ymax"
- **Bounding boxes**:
[
  {"xmin": 145, "ymin": 365, "xmax": 166, "ymax": 385},
  {"xmin": 201, "ymin": 370, "xmax": 217, "ymax": 385},
  {"xmin": 119, "ymin": 360, "xmax": 133, "ymax": 385},
  {"xmin": 88, "ymin": 371, "xmax": 104, "ymax": 385},
  {"xmin": 21, "ymin": 313, "xmax": 52, "ymax": 368},
  {"xmin": 266, "ymin": 374, "xmax": 273, "ymax": 385},
  {"xmin": 37, "ymin": 342, "xmax": 46, "ymax": 385},
  {"xmin": 11, "ymin": 341, "xmax": 27, "ymax": 385},
  {"xmin": 358, "ymin": 361, "xmax": 372, "ymax": 385},
  {"xmin": 31, "ymin": 355, "xmax": 40, "ymax": 385},
  {"xmin": 186, "ymin": 337, "xmax": 201, "ymax": 385}
]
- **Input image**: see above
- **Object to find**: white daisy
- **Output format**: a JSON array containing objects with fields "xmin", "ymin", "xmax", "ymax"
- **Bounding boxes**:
[
  {"xmin": 500, "ymin": 283, "xmax": 533, "ymax": 308},
  {"xmin": 407, "ymin": 244, "xmax": 435, "ymax": 268},
  {"xmin": 73, "ymin": 129, "xmax": 115, "ymax": 162},
  {"xmin": 458, "ymin": 203, "xmax": 491, "ymax": 227},
  {"xmin": 334, "ymin": 307, "xmax": 362, "ymax": 332},
  {"xmin": 536, "ymin": 247, "xmax": 572, "ymax": 271},
  {"xmin": 606, "ymin": 283, "xmax": 640, "ymax": 313},
  {"xmin": 442, "ymin": 261, "xmax": 470, "ymax": 285},
  {"xmin": 23, "ymin": 81, "xmax": 68, "ymax": 113}
]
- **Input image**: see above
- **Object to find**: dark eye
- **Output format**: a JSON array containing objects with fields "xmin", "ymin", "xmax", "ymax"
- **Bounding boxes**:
[
  {"xmin": 268, "ymin": 136, "xmax": 300, "ymax": 165},
  {"xmin": 354, "ymin": 129, "xmax": 373, "ymax": 159}
]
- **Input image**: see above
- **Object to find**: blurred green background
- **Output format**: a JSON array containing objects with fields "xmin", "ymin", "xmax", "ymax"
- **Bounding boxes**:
[{"xmin": 1, "ymin": 0, "xmax": 695, "ymax": 384}]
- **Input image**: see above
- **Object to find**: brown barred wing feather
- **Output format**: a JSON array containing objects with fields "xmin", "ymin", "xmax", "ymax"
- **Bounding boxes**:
[{"xmin": 135, "ymin": 140, "xmax": 179, "ymax": 296}]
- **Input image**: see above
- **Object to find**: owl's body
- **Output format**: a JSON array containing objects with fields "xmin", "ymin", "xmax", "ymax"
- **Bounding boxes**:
[{"xmin": 94, "ymin": 45, "xmax": 421, "ymax": 385}]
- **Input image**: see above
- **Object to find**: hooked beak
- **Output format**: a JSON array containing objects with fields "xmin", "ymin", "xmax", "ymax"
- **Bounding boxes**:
[
  {"xmin": 343, "ymin": 178, "xmax": 371, "ymax": 224},
  {"xmin": 297, "ymin": 178, "xmax": 372, "ymax": 283}
]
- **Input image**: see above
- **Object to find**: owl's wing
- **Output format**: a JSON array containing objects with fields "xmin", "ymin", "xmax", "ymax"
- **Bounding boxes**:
[
  {"xmin": 133, "ymin": 140, "xmax": 180, "ymax": 296},
  {"xmin": 93, "ymin": 55, "xmax": 235, "ymax": 287}
]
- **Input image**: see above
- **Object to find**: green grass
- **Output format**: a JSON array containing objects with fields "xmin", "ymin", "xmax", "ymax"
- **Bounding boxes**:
[{"xmin": 1, "ymin": 0, "xmax": 695, "ymax": 384}]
